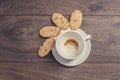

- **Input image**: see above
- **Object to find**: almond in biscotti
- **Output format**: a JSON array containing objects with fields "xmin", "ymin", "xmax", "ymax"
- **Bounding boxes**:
[
  {"xmin": 70, "ymin": 10, "xmax": 83, "ymax": 30},
  {"xmin": 38, "ymin": 38, "xmax": 55, "ymax": 57},
  {"xmin": 39, "ymin": 26, "xmax": 61, "ymax": 37},
  {"xmin": 52, "ymin": 13, "xmax": 69, "ymax": 30}
]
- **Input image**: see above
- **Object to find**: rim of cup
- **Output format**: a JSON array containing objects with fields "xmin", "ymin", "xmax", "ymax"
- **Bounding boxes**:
[{"xmin": 55, "ymin": 29, "xmax": 91, "ymax": 60}]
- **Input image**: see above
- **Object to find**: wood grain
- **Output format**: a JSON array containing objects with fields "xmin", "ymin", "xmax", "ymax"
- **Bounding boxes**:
[
  {"xmin": 0, "ymin": 0, "xmax": 120, "ymax": 80},
  {"xmin": 0, "ymin": 0, "xmax": 120, "ymax": 16},
  {"xmin": 0, "ymin": 16, "xmax": 120, "ymax": 63},
  {"xmin": 0, "ymin": 62, "xmax": 120, "ymax": 80}
]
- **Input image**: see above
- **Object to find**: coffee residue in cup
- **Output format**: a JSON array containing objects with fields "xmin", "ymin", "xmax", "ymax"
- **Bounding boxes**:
[{"xmin": 64, "ymin": 39, "xmax": 78, "ymax": 49}]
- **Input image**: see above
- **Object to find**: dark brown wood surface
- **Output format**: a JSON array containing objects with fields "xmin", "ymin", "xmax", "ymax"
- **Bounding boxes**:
[{"xmin": 0, "ymin": 0, "xmax": 120, "ymax": 80}]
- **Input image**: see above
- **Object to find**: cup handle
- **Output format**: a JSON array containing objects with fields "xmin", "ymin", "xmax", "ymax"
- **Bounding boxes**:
[{"xmin": 85, "ymin": 35, "xmax": 91, "ymax": 41}]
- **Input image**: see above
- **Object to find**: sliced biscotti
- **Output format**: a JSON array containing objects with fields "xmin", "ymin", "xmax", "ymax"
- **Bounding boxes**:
[
  {"xmin": 40, "ymin": 26, "xmax": 61, "ymax": 37},
  {"xmin": 38, "ymin": 38, "xmax": 55, "ymax": 57},
  {"xmin": 52, "ymin": 13, "xmax": 69, "ymax": 30},
  {"xmin": 70, "ymin": 10, "xmax": 83, "ymax": 30}
]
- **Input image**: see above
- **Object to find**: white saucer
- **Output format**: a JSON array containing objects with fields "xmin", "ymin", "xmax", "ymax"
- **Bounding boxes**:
[{"xmin": 52, "ymin": 29, "xmax": 91, "ymax": 67}]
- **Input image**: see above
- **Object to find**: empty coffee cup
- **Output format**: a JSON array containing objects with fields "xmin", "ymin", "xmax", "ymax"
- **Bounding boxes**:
[{"xmin": 55, "ymin": 29, "xmax": 91, "ymax": 60}]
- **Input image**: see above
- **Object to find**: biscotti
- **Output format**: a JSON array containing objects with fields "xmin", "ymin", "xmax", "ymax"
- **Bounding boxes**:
[
  {"xmin": 70, "ymin": 10, "xmax": 83, "ymax": 30},
  {"xmin": 52, "ymin": 13, "xmax": 69, "ymax": 30},
  {"xmin": 40, "ymin": 26, "xmax": 61, "ymax": 37},
  {"xmin": 38, "ymin": 38, "xmax": 55, "ymax": 57}
]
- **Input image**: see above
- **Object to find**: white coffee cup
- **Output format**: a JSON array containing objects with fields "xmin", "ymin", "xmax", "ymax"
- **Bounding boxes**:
[{"xmin": 55, "ymin": 29, "xmax": 91, "ymax": 60}]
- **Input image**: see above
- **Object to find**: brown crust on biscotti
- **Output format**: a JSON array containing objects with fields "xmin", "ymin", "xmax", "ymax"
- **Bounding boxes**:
[
  {"xmin": 70, "ymin": 10, "xmax": 83, "ymax": 30},
  {"xmin": 38, "ymin": 38, "xmax": 55, "ymax": 57},
  {"xmin": 39, "ymin": 26, "xmax": 61, "ymax": 37},
  {"xmin": 52, "ymin": 13, "xmax": 69, "ymax": 30}
]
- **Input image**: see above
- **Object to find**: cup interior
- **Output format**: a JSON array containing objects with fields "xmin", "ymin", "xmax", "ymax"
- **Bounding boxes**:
[{"xmin": 56, "ymin": 31, "xmax": 84, "ymax": 59}]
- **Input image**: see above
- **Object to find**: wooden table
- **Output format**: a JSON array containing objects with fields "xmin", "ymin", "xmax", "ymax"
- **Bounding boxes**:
[{"xmin": 0, "ymin": 0, "xmax": 120, "ymax": 80}]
